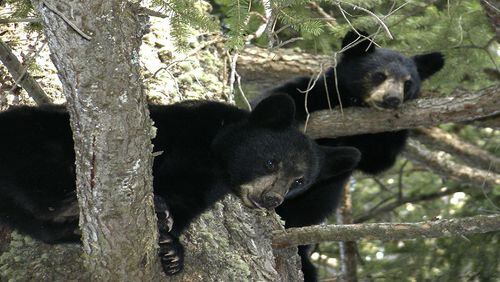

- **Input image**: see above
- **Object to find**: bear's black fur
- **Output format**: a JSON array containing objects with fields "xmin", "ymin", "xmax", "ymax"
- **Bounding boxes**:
[
  {"xmin": 0, "ymin": 95, "xmax": 361, "ymax": 276},
  {"xmin": 254, "ymin": 31, "xmax": 445, "ymax": 281}
]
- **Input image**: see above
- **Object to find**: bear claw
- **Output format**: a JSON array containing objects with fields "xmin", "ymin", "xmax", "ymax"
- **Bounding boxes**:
[{"xmin": 158, "ymin": 232, "xmax": 184, "ymax": 276}]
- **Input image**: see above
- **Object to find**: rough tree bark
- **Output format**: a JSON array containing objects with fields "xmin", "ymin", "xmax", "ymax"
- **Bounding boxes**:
[
  {"xmin": 30, "ymin": 0, "xmax": 161, "ymax": 279},
  {"xmin": 1, "ymin": 4, "xmax": 302, "ymax": 280},
  {"xmin": 272, "ymin": 214, "xmax": 500, "ymax": 249}
]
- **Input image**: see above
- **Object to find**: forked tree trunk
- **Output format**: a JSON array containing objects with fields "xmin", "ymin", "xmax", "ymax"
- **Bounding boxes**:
[
  {"xmin": 30, "ymin": 0, "xmax": 161, "ymax": 279},
  {"xmin": 0, "ymin": 1, "xmax": 301, "ymax": 280}
]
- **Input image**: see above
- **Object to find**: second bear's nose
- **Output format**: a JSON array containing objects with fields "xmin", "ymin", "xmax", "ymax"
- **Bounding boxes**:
[
  {"xmin": 261, "ymin": 193, "xmax": 284, "ymax": 208},
  {"xmin": 382, "ymin": 96, "xmax": 402, "ymax": 109}
]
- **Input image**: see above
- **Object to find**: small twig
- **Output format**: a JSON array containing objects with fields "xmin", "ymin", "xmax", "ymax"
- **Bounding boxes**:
[
  {"xmin": 354, "ymin": 187, "xmax": 462, "ymax": 223},
  {"xmin": 10, "ymin": 40, "xmax": 47, "ymax": 93},
  {"xmin": 275, "ymin": 37, "xmax": 303, "ymax": 49},
  {"xmin": 262, "ymin": 0, "xmax": 276, "ymax": 50},
  {"xmin": 42, "ymin": 0, "xmax": 92, "ymax": 40},
  {"xmin": 228, "ymin": 51, "xmax": 239, "ymax": 104},
  {"xmin": 341, "ymin": 2, "xmax": 393, "ymax": 39},
  {"xmin": 0, "ymin": 18, "xmax": 41, "ymax": 24},
  {"xmin": 137, "ymin": 7, "xmax": 168, "ymax": 18},
  {"xmin": 0, "ymin": 39, "xmax": 51, "ymax": 104}
]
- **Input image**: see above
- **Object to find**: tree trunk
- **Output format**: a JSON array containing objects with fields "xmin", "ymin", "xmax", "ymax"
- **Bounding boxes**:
[
  {"xmin": 1, "ymin": 3, "xmax": 302, "ymax": 280},
  {"xmin": 30, "ymin": 0, "xmax": 161, "ymax": 279},
  {"xmin": 336, "ymin": 182, "xmax": 358, "ymax": 282}
]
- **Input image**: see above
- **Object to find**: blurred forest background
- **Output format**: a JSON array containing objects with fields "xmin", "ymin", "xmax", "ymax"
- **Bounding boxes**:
[{"xmin": 0, "ymin": 0, "xmax": 499, "ymax": 281}]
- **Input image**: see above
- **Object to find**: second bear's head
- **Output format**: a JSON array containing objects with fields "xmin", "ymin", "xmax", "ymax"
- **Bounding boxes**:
[
  {"xmin": 212, "ymin": 95, "xmax": 360, "ymax": 209},
  {"xmin": 337, "ymin": 30, "xmax": 445, "ymax": 110}
]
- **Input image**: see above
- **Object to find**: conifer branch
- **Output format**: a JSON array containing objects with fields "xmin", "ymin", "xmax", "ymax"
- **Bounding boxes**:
[
  {"xmin": 0, "ymin": 39, "xmax": 51, "ymax": 105},
  {"xmin": 403, "ymin": 139, "xmax": 500, "ymax": 188},
  {"xmin": 413, "ymin": 127, "xmax": 500, "ymax": 173},
  {"xmin": 272, "ymin": 214, "xmax": 500, "ymax": 249},
  {"xmin": 354, "ymin": 187, "xmax": 463, "ymax": 223}
]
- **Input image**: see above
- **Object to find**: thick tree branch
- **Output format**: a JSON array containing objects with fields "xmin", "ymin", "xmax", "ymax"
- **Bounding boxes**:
[
  {"xmin": 403, "ymin": 139, "xmax": 500, "ymax": 188},
  {"xmin": 413, "ymin": 127, "xmax": 500, "ymax": 173},
  {"xmin": 272, "ymin": 214, "xmax": 500, "ymax": 249},
  {"xmin": 0, "ymin": 39, "xmax": 51, "ymax": 104},
  {"xmin": 304, "ymin": 85, "xmax": 500, "ymax": 139}
]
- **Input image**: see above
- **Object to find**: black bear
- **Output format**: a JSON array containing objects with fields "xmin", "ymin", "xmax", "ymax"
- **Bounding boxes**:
[
  {"xmin": 253, "ymin": 31, "xmax": 445, "ymax": 281},
  {"xmin": 0, "ymin": 95, "xmax": 361, "ymax": 276}
]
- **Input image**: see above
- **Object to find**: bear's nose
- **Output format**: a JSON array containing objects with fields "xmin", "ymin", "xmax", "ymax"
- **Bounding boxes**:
[
  {"xmin": 382, "ymin": 96, "xmax": 402, "ymax": 109},
  {"xmin": 261, "ymin": 193, "xmax": 284, "ymax": 209}
]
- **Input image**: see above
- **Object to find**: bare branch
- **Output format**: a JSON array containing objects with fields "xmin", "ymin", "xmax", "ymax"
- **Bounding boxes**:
[
  {"xmin": 272, "ymin": 214, "xmax": 500, "ymax": 249},
  {"xmin": 480, "ymin": 0, "xmax": 500, "ymax": 40},
  {"xmin": 0, "ymin": 39, "xmax": 51, "ymax": 105},
  {"xmin": 336, "ymin": 182, "xmax": 358, "ymax": 281},
  {"xmin": 354, "ymin": 187, "xmax": 462, "ymax": 223},
  {"xmin": 468, "ymin": 114, "xmax": 500, "ymax": 130},
  {"xmin": 413, "ymin": 127, "xmax": 500, "ymax": 173},
  {"xmin": 136, "ymin": 7, "xmax": 168, "ymax": 18},
  {"xmin": 308, "ymin": 1, "xmax": 337, "ymax": 30},
  {"xmin": 262, "ymin": 0, "xmax": 276, "ymax": 49},
  {"xmin": 0, "ymin": 18, "xmax": 41, "ymax": 24},
  {"xmin": 305, "ymin": 85, "xmax": 500, "ymax": 139},
  {"xmin": 403, "ymin": 139, "xmax": 500, "ymax": 188},
  {"xmin": 41, "ymin": 0, "xmax": 92, "ymax": 40}
]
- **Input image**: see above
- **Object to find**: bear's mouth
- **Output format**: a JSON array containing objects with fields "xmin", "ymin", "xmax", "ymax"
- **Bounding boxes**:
[
  {"xmin": 239, "ymin": 186, "xmax": 265, "ymax": 209},
  {"xmin": 367, "ymin": 100, "xmax": 399, "ymax": 111}
]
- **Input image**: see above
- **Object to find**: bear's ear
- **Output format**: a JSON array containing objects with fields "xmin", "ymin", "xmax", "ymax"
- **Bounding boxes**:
[
  {"xmin": 341, "ymin": 30, "xmax": 376, "ymax": 57},
  {"xmin": 412, "ymin": 52, "xmax": 445, "ymax": 81},
  {"xmin": 319, "ymin": 146, "xmax": 361, "ymax": 179},
  {"xmin": 249, "ymin": 94, "xmax": 295, "ymax": 128}
]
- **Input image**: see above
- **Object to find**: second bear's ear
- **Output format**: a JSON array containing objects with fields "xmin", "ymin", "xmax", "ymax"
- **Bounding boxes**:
[
  {"xmin": 319, "ymin": 146, "xmax": 361, "ymax": 179},
  {"xmin": 341, "ymin": 30, "xmax": 376, "ymax": 57},
  {"xmin": 249, "ymin": 94, "xmax": 295, "ymax": 128},
  {"xmin": 412, "ymin": 52, "xmax": 445, "ymax": 81}
]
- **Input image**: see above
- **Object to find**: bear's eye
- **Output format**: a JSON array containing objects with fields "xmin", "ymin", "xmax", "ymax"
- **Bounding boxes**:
[
  {"xmin": 264, "ymin": 159, "xmax": 278, "ymax": 172},
  {"xmin": 372, "ymin": 72, "xmax": 386, "ymax": 84},
  {"xmin": 294, "ymin": 177, "xmax": 305, "ymax": 186},
  {"xmin": 404, "ymin": 80, "xmax": 412, "ymax": 93}
]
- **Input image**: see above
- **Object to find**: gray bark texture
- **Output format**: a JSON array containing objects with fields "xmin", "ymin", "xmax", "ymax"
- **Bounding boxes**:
[
  {"xmin": 30, "ymin": 0, "xmax": 161, "ymax": 280},
  {"xmin": 272, "ymin": 214, "xmax": 500, "ymax": 249},
  {"xmin": 1, "ymin": 3, "xmax": 302, "ymax": 280},
  {"xmin": 170, "ymin": 196, "xmax": 302, "ymax": 282}
]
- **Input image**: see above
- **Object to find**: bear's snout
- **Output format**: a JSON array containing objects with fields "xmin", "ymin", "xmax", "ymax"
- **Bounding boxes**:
[
  {"xmin": 261, "ymin": 192, "xmax": 284, "ymax": 208},
  {"xmin": 382, "ymin": 95, "xmax": 402, "ymax": 109}
]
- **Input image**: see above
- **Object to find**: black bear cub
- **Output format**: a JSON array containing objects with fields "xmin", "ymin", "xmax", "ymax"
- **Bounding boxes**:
[
  {"xmin": 0, "ymin": 95, "xmax": 361, "ymax": 276},
  {"xmin": 254, "ymin": 31, "xmax": 445, "ymax": 281}
]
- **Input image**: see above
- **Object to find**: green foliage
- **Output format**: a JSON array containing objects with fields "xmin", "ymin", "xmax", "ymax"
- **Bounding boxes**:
[
  {"xmin": 3, "ymin": 0, "xmax": 33, "ymax": 18},
  {"xmin": 217, "ymin": 0, "xmax": 250, "ymax": 49},
  {"xmin": 1, "ymin": 0, "xmax": 42, "ymax": 30},
  {"xmin": 151, "ymin": 0, "xmax": 219, "ymax": 50}
]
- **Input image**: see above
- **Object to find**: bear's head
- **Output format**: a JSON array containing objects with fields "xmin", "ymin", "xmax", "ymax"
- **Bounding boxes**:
[
  {"xmin": 337, "ymin": 30, "xmax": 445, "ymax": 110},
  {"xmin": 212, "ymin": 95, "xmax": 360, "ymax": 209}
]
